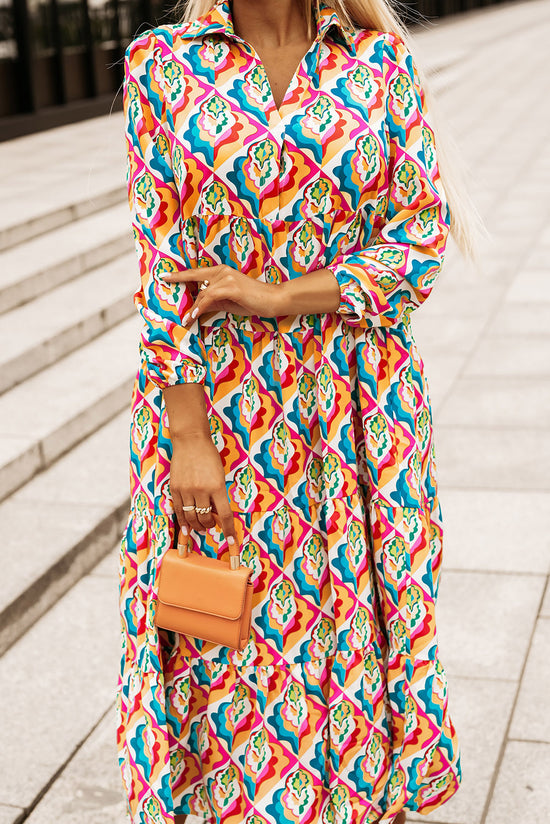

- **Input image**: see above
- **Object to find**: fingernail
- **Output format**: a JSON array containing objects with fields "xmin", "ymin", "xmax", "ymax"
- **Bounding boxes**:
[
  {"xmin": 227, "ymin": 535, "xmax": 235, "ymax": 545},
  {"xmin": 181, "ymin": 524, "xmax": 188, "ymax": 535},
  {"xmin": 191, "ymin": 307, "xmax": 198, "ymax": 319},
  {"xmin": 182, "ymin": 313, "xmax": 190, "ymax": 325}
]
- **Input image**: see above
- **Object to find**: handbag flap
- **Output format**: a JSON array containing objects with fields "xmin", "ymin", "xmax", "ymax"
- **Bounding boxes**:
[{"xmin": 157, "ymin": 548, "xmax": 251, "ymax": 621}]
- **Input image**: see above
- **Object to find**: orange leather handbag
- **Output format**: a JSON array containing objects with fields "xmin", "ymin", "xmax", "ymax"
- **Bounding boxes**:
[{"xmin": 154, "ymin": 527, "xmax": 253, "ymax": 651}]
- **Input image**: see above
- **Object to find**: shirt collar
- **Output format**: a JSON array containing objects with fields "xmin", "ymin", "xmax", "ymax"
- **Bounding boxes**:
[{"xmin": 180, "ymin": 0, "xmax": 357, "ymax": 56}]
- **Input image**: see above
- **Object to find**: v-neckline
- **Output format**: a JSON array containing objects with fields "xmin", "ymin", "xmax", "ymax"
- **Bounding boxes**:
[{"xmin": 233, "ymin": 34, "xmax": 319, "ymax": 125}]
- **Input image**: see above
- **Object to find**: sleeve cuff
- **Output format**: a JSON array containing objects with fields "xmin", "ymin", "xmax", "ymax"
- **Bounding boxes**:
[
  {"xmin": 139, "ymin": 340, "xmax": 208, "ymax": 389},
  {"xmin": 326, "ymin": 260, "xmax": 380, "ymax": 328}
]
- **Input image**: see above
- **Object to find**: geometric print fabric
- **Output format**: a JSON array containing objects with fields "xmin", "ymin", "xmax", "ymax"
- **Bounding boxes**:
[{"xmin": 117, "ymin": 2, "xmax": 462, "ymax": 822}]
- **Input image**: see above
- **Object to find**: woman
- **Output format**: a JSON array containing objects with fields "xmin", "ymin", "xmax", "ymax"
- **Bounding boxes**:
[{"xmin": 117, "ymin": 0, "xmax": 480, "ymax": 821}]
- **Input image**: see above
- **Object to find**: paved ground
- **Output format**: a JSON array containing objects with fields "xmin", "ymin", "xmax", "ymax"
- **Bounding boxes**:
[{"xmin": 1, "ymin": 0, "xmax": 549, "ymax": 821}]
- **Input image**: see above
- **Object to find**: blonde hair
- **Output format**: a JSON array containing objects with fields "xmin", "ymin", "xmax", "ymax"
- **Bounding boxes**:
[{"xmin": 173, "ymin": 0, "xmax": 489, "ymax": 265}]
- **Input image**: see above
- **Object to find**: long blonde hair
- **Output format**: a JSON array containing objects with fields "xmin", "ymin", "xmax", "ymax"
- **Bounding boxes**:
[{"xmin": 173, "ymin": 0, "xmax": 489, "ymax": 265}]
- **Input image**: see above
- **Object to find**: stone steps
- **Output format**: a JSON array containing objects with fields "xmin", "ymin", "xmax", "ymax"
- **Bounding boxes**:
[
  {"xmin": 0, "ymin": 253, "xmax": 136, "ymax": 395},
  {"xmin": 0, "ymin": 313, "xmax": 139, "ymax": 503},
  {"xmin": 0, "ymin": 101, "xmax": 133, "ymax": 823},
  {"xmin": 0, "ymin": 201, "xmax": 133, "ymax": 315},
  {"xmin": 0, "ymin": 118, "xmax": 138, "ymax": 691},
  {"xmin": 0, "ymin": 182, "xmax": 126, "ymax": 254},
  {"xmin": 0, "ymin": 411, "xmax": 130, "ymax": 657}
]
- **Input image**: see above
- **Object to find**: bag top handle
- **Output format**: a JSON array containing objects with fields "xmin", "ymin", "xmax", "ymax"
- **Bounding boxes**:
[{"xmin": 177, "ymin": 524, "xmax": 241, "ymax": 569}]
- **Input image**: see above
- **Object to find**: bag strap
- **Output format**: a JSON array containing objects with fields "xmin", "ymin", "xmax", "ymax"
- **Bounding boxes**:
[{"xmin": 176, "ymin": 524, "xmax": 241, "ymax": 569}]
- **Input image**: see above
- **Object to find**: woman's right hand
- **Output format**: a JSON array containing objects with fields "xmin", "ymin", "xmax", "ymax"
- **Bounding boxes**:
[{"xmin": 169, "ymin": 433, "xmax": 237, "ymax": 545}]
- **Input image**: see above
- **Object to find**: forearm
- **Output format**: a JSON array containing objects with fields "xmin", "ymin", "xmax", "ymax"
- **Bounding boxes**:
[
  {"xmin": 275, "ymin": 268, "xmax": 341, "ymax": 316},
  {"xmin": 163, "ymin": 383, "xmax": 210, "ymax": 443}
]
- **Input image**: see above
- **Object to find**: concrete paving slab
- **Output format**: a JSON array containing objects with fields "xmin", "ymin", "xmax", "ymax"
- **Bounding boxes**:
[
  {"xmin": 0, "ymin": 203, "xmax": 132, "ymax": 314},
  {"xmin": 0, "ymin": 316, "xmax": 139, "ymax": 501},
  {"xmin": 413, "ymin": 353, "xmax": 465, "ymax": 417},
  {"xmin": 540, "ymin": 584, "xmax": 550, "ymax": 619},
  {"xmin": 0, "ymin": 806, "xmax": 24, "ymax": 824},
  {"xmin": 437, "ymin": 377, "xmax": 550, "ymax": 429},
  {"xmin": 436, "ymin": 571, "xmax": 545, "ymax": 681},
  {"xmin": 0, "ymin": 253, "xmax": 135, "ymax": 393},
  {"xmin": 439, "ymin": 489, "xmax": 550, "ymax": 575},
  {"xmin": 484, "ymin": 741, "xmax": 550, "ymax": 824},
  {"xmin": 24, "ymin": 705, "xmax": 128, "ymax": 824},
  {"xmin": 89, "ymin": 544, "xmax": 120, "ymax": 579},
  {"xmin": 407, "ymin": 676, "xmax": 517, "ymax": 824},
  {"xmin": 485, "ymin": 302, "xmax": 550, "ymax": 338},
  {"xmin": 436, "ymin": 427, "xmax": 550, "ymax": 491},
  {"xmin": 414, "ymin": 277, "xmax": 503, "ymax": 324},
  {"xmin": 410, "ymin": 313, "xmax": 484, "ymax": 358},
  {"xmin": 463, "ymin": 335, "xmax": 550, "ymax": 379},
  {"xmin": 509, "ymin": 617, "xmax": 550, "ymax": 743},
  {"xmin": 0, "ymin": 570, "xmax": 120, "ymax": 810},
  {"xmin": 504, "ymin": 268, "xmax": 550, "ymax": 304}
]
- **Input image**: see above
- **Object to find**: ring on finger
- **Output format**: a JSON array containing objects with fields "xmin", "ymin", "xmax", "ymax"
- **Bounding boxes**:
[
  {"xmin": 182, "ymin": 504, "xmax": 195, "ymax": 512},
  {"xmin": 195, "ymin": 505, "xmax": 212, "ymax": 514},
  {"xmin": 199, "ymin": 279, "xmax": 209, "ymax": 291}
]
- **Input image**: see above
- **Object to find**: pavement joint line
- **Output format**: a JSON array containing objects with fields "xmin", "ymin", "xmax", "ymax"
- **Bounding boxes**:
[
  {"xmin": 507, "ymin": 738, "xmax": 550, "ymax": 745},
  {"xmin": 538, "ymin": 587, "xmax": 550, "ymax": 618},
  {"xmin": 442, "ymin": 568, "xmax": 550, "ymax": 579},
  {"xmin": 445, "ymin": 674, "xmax": 519, "ymax": 684},
  {"xmin": 439, "ymin": 483, "xmax": 550, "ymax": 493},
  {"xmin": 478, "ymin": 578, "xmax": 549, "ymax": 824},
  {"xmin": 436, "ymin": 423, "xmax": 550, "ymax": 432},
  {"xmin": 13, "ymin": 700, "xmax": 117, "ymax": 823}
]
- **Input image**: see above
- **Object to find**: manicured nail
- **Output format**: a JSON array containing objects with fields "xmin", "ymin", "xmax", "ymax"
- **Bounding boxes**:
[
  {"xmin": 191, "ymin": 307, "xmax": 199, "ymax": 319},
  {"xmin": 182, "ymin": 313, "xmax": 190, "ymax": 325},
  {"xmin": 227, "ymin": 535, "xmax": 235, "ymax": 545},
  {"xmin": 181, "ymin": 524, "xmax": 188, "ymax": 535}
]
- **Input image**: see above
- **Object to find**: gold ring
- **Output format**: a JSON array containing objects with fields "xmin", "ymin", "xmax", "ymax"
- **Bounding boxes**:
[
  {"xmin": 199, "ymin": 279, "xmax": 209, "ymax": 291},
  {"xmin": 195, "ymin": 505, "xmax": 213, "ymax": 515},
  {"xmin": 181, "ymin": 505, "xmax": 195, "ymax": 512}
]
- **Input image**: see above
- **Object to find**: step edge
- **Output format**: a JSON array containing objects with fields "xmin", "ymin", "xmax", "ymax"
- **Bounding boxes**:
[{"xmin": 0, "ymin": 497, "xmax": 128, "ymax": 658}]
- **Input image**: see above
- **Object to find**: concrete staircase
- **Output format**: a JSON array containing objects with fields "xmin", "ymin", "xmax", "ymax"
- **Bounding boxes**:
[
  {"xmin": 0, "ymin": 113, "xmax": 139, "ymax": 823},
  {"xmin": 0, "ymin": 139, "xmax": 140, "ymax": 656}
]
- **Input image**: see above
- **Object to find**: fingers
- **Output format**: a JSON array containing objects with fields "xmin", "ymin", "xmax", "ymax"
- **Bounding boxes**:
[
  {"xmin": 194, "ymin": 497, "xmax": 217, "ymax": 531},
  {"xmin": 180, "ymin": 265, "xmax": 240, "ymax": 327},
  {"xmin": 176, "ymin": 492, "xmax": 236, "ymax": 550},
  {"xmin": 171, "ymin": 488, "xmax": 185, "ymax": 530},
  {"xmin": 182, "ymin": 280, "xmax": 224, "ymax": 326},
  {"xmin": 161, "ymin": 267, "xmax": 212, "ymax": 285},
  {"xmin": 211, "ymin": 488, "xmax": 237, "ymax": 547},
  {"xmin": 181, "ymin": 497, "xmax": 202, "ymax": 533}
]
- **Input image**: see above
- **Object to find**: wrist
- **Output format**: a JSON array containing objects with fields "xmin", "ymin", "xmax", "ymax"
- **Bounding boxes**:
[
  {"xmin": 269, "ymin": 281, "xmax": 293, "ymax": 316},
  {"xmin": 170, "ymin": 428, "xmax": 212, "ymax": 447}
]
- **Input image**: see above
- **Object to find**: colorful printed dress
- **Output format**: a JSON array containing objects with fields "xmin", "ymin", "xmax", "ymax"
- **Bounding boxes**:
[{"xmin": 116, "ymin": 2, "xmax": 462, "ymax": 822}]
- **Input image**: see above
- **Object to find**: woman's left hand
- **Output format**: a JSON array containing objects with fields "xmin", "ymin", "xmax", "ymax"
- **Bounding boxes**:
[{"xmin": 162, "ymin": 264, "xmax": 283, "ymax": 326}]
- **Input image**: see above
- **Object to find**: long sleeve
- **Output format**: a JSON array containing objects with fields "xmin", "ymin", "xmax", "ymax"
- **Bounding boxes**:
[
  {"xmin": 123, "ymin": 31, "xmax": 207, "ymax": 388},
  {"xmin": 326, "ymin": 32, "xmax": 451, "ymax": 329}
]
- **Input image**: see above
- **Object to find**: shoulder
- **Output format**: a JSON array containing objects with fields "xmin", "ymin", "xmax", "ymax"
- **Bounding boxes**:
[
  {"xmin": 350, "ymin": 27, "xmax": 411, "ymax": 69},
  {"xmin": 124, "ymin": 24, "xmax": 180, "ymax": 67}
]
